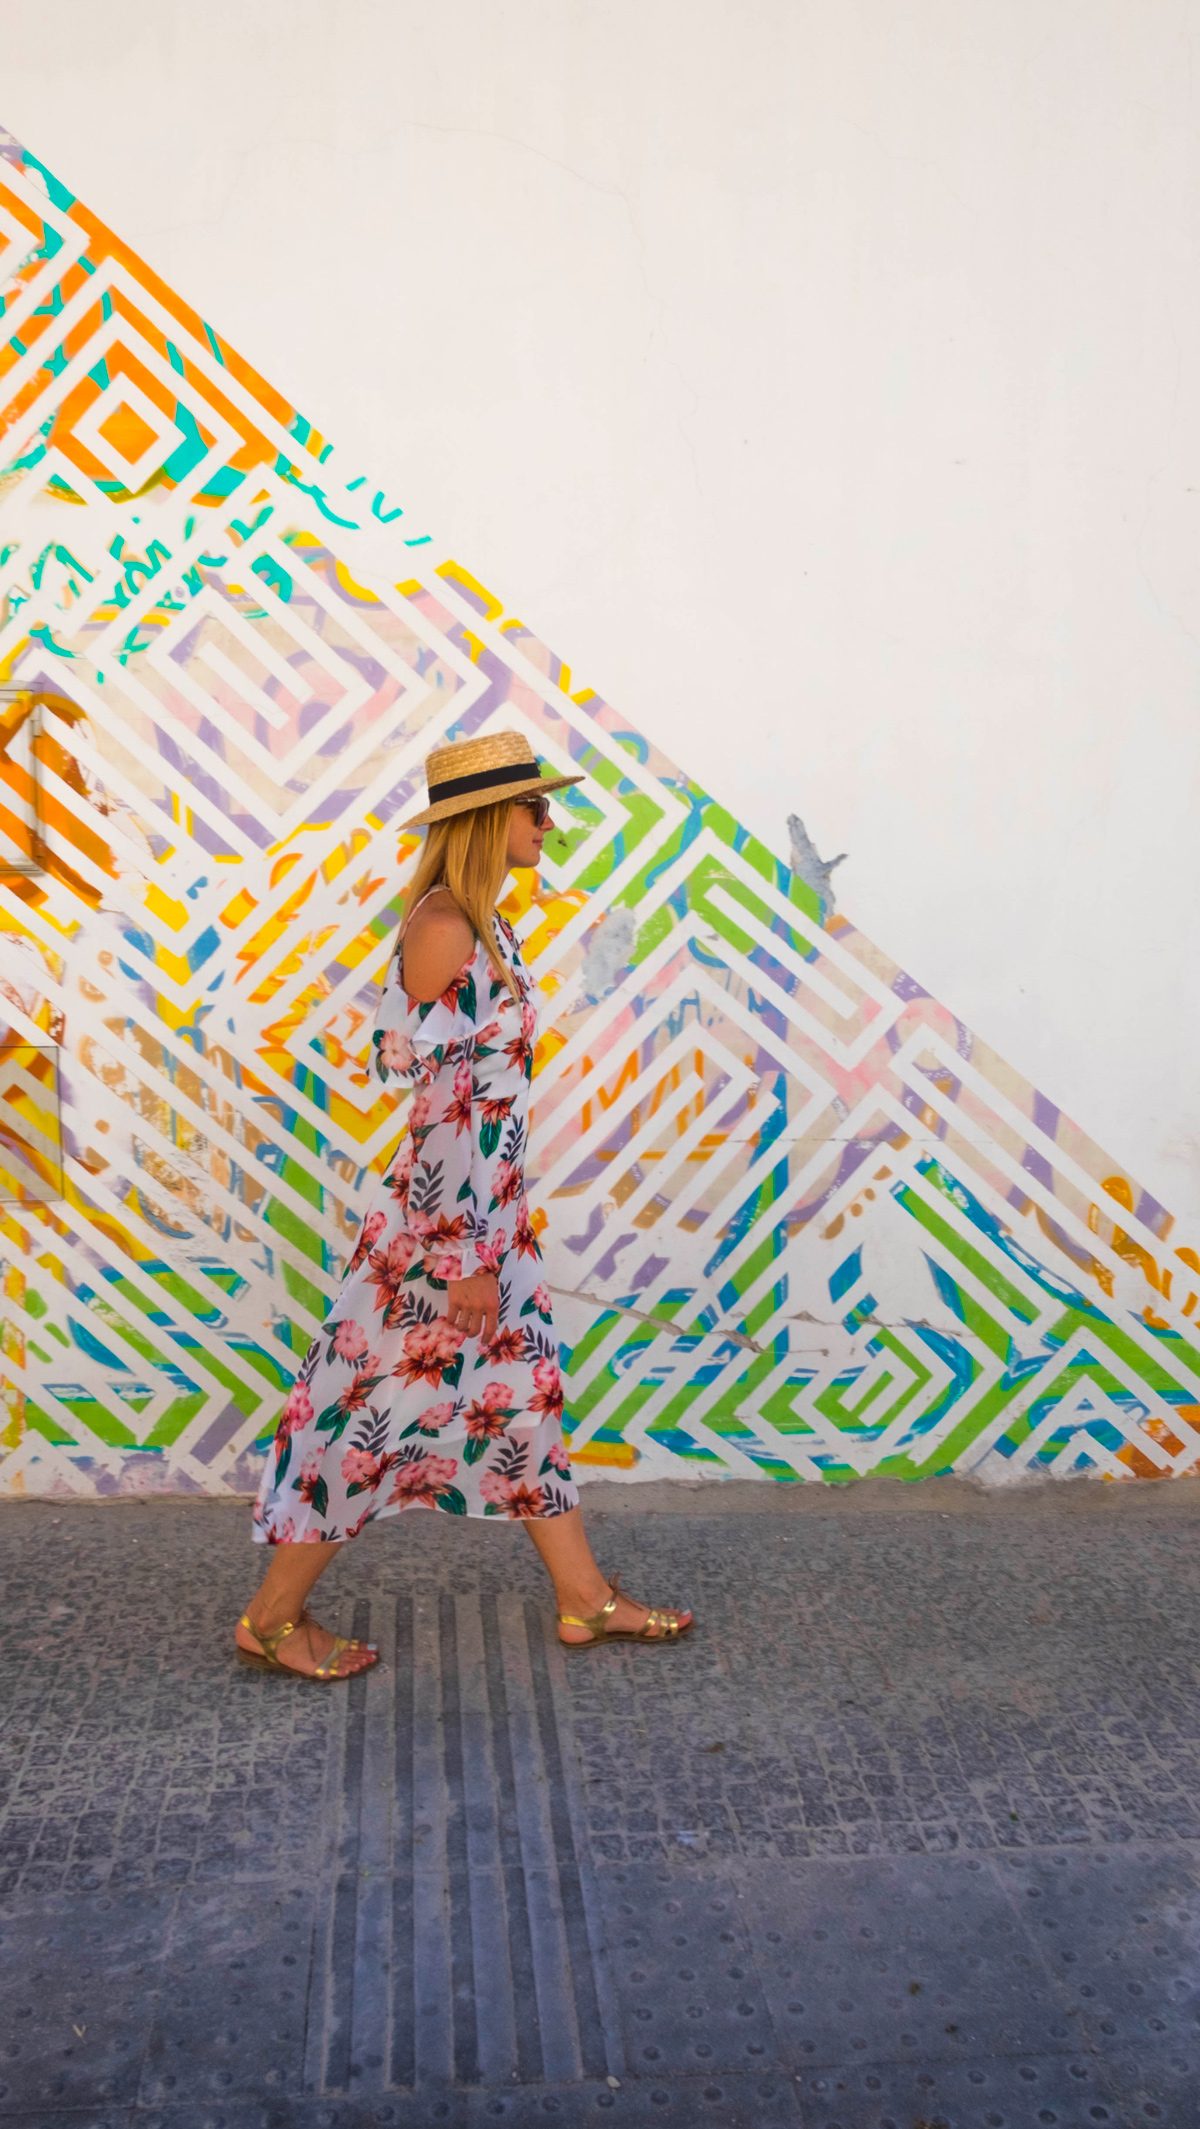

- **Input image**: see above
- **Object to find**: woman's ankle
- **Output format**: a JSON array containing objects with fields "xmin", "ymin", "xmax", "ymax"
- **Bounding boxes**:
[
  {"xmin": 244, "ymin": 1596, "xmax": 296, "ymax": 1635},
  {"xmin": 557, "ymin": 1578, "xmax": 613, "ymax": 1617}
]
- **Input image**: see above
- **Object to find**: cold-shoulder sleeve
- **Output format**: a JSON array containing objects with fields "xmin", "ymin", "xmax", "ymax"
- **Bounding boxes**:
[
  {"xmin": 372, "ymin": 946, "xmax": 476, "ymax": 1089},
  {"xmin": 371, "ymin": 950, "xmax": 510, "ymax": 1281}
]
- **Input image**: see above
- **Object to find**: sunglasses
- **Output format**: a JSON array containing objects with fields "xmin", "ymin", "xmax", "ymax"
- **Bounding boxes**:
[{"xmin": 516, "ymin": 794, "xmax": 552, "ymax": 829}]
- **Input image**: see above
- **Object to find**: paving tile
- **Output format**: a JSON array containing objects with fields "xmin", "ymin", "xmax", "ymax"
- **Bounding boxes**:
[
  {"xmin": 596, "ymin": 1866, "xmax": 778, "ymax": 2079},
  {"xmin": 88, "ymin": 2081, "xmax": 800, "ymax": 2128},
  {"xmin": 139, "ymin": 1883, "xmax": 315, "ymax": 2106},
  {"xmin": 745, "ymin": 1853, "xmax": 1082, "ymax": 2072},
  {"xmin": 0, "ymin": 1890, "xmax": 172, "ymax": 2117},
  {"xmin": 1100, "ymin": 2050, "xmax": 1200, "ymax": 2125},
  {"xmin": 793, "ymin": 2049, "xmax": 1126, "ymax": 2128},
  {"xmin": 994, "ymin": 1849, "xmax": 1200, "ymax": 2071}
]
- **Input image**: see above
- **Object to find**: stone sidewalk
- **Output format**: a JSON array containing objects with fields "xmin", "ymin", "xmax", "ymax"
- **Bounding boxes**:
[{"xmin": 2, "ymin": 1482, "xmax": 1200, "ymax": 2128}]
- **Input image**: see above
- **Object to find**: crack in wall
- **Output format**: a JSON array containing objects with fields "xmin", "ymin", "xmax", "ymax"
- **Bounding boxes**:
[{"xmin": 549, "ymin": 1282, "xmax": 956, "ymax": 1357}]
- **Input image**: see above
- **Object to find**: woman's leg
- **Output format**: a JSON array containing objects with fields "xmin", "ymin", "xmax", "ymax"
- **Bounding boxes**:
[
  {"xmin": 236, "ymin": 1541, "xmax": 377, "ymax": 1676},
  {"xmin": 523, "ymin": 1506, "xmax": 692, "ymax": 1645}
]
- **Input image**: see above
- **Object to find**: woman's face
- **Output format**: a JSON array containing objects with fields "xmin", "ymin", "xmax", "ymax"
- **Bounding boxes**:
[{"xmin": 505, "ymin": 795, "xmax": 550, "ymax": 869}]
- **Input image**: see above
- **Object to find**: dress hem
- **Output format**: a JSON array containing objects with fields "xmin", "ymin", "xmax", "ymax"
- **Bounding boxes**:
[{"xmin": 251, "ymin": 1484, "xmax": 581, "ymax": 1545}]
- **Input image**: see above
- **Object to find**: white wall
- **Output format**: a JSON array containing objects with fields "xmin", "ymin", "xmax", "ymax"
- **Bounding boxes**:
[{"xmin": 7, "ymin": 0, "xmax": 1200, "ymax": 1225}]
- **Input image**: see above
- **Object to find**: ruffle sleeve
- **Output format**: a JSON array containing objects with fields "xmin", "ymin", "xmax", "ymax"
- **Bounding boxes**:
[{"xmin": 372, "ymin": 947, "xmax": 477, "ymax": 1089}]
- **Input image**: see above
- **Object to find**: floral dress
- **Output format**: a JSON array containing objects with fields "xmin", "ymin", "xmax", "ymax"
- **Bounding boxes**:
[{"xmin": 252, "ymin": 905, "xmax": 579, "ymax": 1543}]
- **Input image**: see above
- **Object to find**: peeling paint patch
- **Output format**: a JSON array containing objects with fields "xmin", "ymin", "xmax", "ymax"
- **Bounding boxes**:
[{"xmin": 787, "ymin": 812, "xmax": 848, "ymax": 915}]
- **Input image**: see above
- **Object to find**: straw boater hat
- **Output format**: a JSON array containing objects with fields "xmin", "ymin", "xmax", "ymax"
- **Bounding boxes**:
[{"xmin": 401, "ymin": 729, "xmax": 584, "ymax": 829}]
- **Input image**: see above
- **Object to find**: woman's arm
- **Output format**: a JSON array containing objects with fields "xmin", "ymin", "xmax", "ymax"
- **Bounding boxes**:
[{"xmin": 400, "ymin": 891, "xmax": 474, "ymax": 1002}]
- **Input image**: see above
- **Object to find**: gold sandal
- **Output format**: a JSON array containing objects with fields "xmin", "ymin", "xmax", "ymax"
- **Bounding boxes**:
[
  {"xmin": 235, "ymin": 1610, "xmax": 373, "ymax": 1683},
  {"xmin": 557, "ymin": 1573, "xmax": 693, "ymax": 1652}
]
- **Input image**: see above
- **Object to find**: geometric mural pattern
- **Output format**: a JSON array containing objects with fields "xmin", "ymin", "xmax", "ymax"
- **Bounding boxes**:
[{"xmin": 2, "ymin": 122, "xmax": 1199, "ymax": 1497}]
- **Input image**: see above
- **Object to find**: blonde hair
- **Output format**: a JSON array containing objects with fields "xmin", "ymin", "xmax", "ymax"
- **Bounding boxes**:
[{"xmin": 402, "ymin": 799, "xmax": 519, "ymax": 997}]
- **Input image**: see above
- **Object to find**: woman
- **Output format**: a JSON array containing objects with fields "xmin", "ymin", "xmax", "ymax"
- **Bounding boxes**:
[{"xmin": 236, "ymin": 729, "xmax": 693, "ymax": 1679}]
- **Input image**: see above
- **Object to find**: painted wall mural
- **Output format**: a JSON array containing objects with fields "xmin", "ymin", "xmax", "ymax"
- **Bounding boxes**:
[{"xmin": 1, "ymin": 124, "xmax": 1198, "ymax": 1500}]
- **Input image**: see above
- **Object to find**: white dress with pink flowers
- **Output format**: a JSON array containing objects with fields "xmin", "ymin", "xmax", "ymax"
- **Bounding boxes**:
[{"xmin": 252, "ymin": 907, "xmax": 578, "ymax": 1542}]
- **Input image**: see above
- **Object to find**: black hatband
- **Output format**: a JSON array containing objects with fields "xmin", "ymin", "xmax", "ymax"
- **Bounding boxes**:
[{"xmin": 426, "ymin": 760, "xmax": 540, "ymax": 803}]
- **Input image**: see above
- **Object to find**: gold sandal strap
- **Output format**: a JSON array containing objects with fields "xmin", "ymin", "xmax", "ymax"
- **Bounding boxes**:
[
  {"xmin": 313, "ymin": 1636, "xmax": 351, "ymax": 1678},
  {"xmin": 242, "ymin": 1615, "xmax": 297, "ymax": 1662},
  {"xmin": 558, "ymin": 1581, "xmax": 620, "ymax": 1636},
  {"xmin": 642, "ymin": 1609, "xmax": 680, "ymax": 1638}
]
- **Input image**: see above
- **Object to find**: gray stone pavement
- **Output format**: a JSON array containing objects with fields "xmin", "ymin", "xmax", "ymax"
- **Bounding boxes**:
[{"xmin": 3, "ymin": 1481, "xmax": 1200, "ymax": 2129}]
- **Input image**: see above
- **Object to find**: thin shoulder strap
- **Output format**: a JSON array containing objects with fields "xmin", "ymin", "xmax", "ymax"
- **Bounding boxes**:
[{"xmin": 399, "ymin": 882, "xmax": 457, "ymax": 941}]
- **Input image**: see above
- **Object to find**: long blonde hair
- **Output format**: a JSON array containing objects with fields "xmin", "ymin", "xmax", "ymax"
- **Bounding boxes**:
[{"xmin": 402, "ymin": 799, "xmax": 519, "ymax": 997}]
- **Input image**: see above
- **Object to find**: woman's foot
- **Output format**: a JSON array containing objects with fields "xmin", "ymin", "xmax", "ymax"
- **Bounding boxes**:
[
  {"xmin": 235, "ymin": 1606, "xmax": 378, "ymax": 1678},
  {"xmin": 556, "ymin": 1577, "xmax": 693, "ymax": 1647}
]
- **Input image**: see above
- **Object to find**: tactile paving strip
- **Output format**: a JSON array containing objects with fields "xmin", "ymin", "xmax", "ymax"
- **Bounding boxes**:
[{"xmin": 311, "ymin": 1590, "xmax": 622, "ymax": 2099}]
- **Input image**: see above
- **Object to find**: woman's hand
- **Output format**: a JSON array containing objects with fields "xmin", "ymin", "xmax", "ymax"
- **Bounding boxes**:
[{"xmin": 444, "ymin": 1271, "xmax": 500, "ymax": 1344}]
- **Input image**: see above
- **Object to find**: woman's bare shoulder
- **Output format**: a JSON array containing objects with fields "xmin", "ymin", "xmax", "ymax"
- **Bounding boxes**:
[{"xmin": 401, "ymin": 890, "xmax": 475, "ymax": 1003}]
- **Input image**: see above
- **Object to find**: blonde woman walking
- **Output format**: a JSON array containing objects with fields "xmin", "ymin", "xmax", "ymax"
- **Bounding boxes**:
[{"xmin": 236, "ymin": 731, "xmax": 693, "ymax": 1679}]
